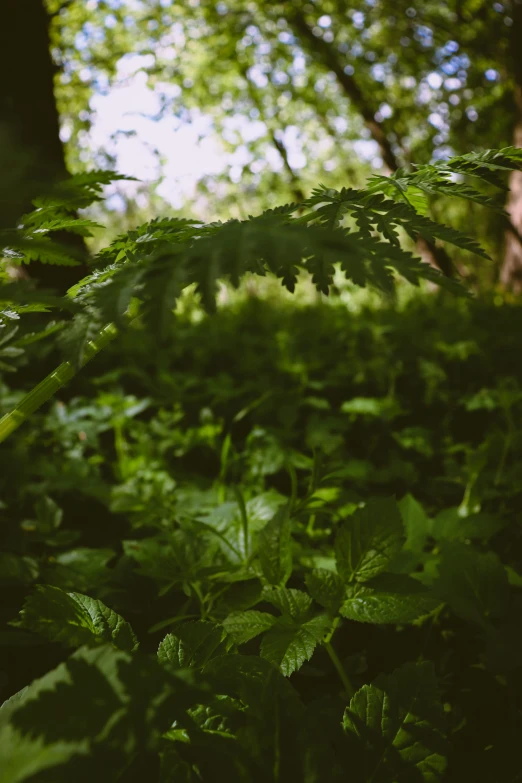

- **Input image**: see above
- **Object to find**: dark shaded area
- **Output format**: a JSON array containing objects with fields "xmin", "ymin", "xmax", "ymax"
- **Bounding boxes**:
[{"xmin": 0, "ymin": 0, "xmax": 88, "ymax": 292}]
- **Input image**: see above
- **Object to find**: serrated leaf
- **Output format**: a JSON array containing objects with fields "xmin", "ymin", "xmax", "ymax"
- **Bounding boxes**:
[
  {"xmin": 58, "ymin": 310, "xmax": 105, "ymax": 368},
  {"xmin": 305, "ymin": 568, "xmax": 345, "ymax": 614},
  {"xmin": 435, "ymin": 544, "xmax": 509, "ymax": 630},
  {"xmin": 222, "ymin": 610, "xmax": 277, "ymax": 644},
  {"xmin": 158, "ymin": 621, "xmax": 229, "ymax": 669},
  {"xmin": 29, "ymin": 218, "xmax": 102, "ymax": 236},
  {"xmin": 13, "ymin": 584, "xmax": 138, "ymax": 651},
  {"xmin": 0, "ymin": 644, "xmax": 194, "ymax": 783},
  {"xmin": 4, "ymin": 236, "xmax": 83, "ymax": 266},
  {"xmin": 260, "ymin": 614, "xmax": 331, "ymax": 676},
  {"xmin": 90, "ymin": 263, "xmax": 144, "ymax": 327},
  {"xmin": 340, "ymin": 573, "xmax": 440, "ymax": 625},
  {"xmin": 262, "ymin": 587, "xmax": 312, "ymax": 621},
  {"xmin": 343, "ymin": 661, "xmax": 447, "ymax": 782},
  {"xmin": 335, "ymin": 499, "xmax": 404, "ymax": 583},
  {"xmin": 257, "ymin": 504, "xmax": 293, "ymax": 586}
]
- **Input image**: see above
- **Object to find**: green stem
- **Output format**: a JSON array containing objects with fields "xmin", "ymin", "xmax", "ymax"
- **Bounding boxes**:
[
  {"xmin": 233, "ymin": 485, "xmax": 249, "ymax": 561},
  {"xmin": 287, "ymin": 461, "xmax": 298, "ymax": 515},
  {"xmin": 190, "ymin": 582, "xmax": 207, "ymax": 620},
  {"xmin": 0, "ymin": 322, "xmax": 118, "ymax": 443},
  {"xmin": 460, "ymin": 466, "xmax": 479, "ymax": 514},
  {"xmin": 325, "ymin": 640, "xmax": 354, "ymax": 699},
  {"xmin": 217, "ymin": 433, "xmax": 232, "ymax": 503},
  {"xmin": 495, "ymin": 408, "xmax": 514, "ymax": 486},
  {"xmin": 495, "ymin": 433, "xmax": 512, "ymax": 486}
]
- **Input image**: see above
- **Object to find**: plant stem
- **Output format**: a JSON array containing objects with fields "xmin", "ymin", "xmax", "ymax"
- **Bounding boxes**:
[
  {"xmin": 233, "ymin": 485, "xmax": 249, "ymax": 560},
  {"xmin": 0, "ymin": 322, "xmax": 118, "ymax": 443},
  {"xmin": 325, "ymin": 640, "xmax": 354, "ymax": 699},
  {"xmin": 495, "ymin": 407, "xmax": 514, "ymax": 486},
  {"xmin": 287, "ymin": 461, "xmax": 298, "ymax": 514},
  {"xmin": 495, "ymin": 433, "xmax": 512, "ymax": 486}
]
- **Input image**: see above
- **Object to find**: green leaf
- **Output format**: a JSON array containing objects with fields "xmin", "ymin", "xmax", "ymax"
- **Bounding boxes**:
[
  {"xmin": 42, "ymin": 547, "xmax": 114, "ymax": 592},
  {"xmin": 25, "ymin": 217, "xmax": 102, "ymax": 236},
  {"xmin": 33, "ymin": 495, "xmax": 63, "ymax": 531},
  {"xmin": 341, "ymin": 397, "xmax": 400, "ymax": 418},
  {"xmin": 305, "ymin": 568, "xmax": 345, "ymax": 614},
  {"xmin": 260, "ymin": 614, "xmax": 331, "ymax": 676},
  {"xmin": 0, "ymin": 644, "xmax": 192, "ymax": 783},
  {"xmin": 123, "ymin": 530, "xmax": 215, "ymax": 588},
  {"xmin": 340, "ymin": 574, "xmax": 440, "ymax": 625},
  {"xmin": 430, "ymin": 508, "xmax": 505, "ymax": 543},
  {"xmin": 343, "ymin": 661, "xmax": 447, "ymax": 782},
  {"xmin": 399, "ymin": 495, "xmax": 430, "ymax": 555},
  {"xmin": 13, "ymin": 584, "xmax": 138, "ymax": 651},
  {"xmin": 389, "ymin": 494, "xmax": 431, "ymax": 573},
  {"xmin": 335, "ymin": 499, "xmax": 404, "ymax": 583},
  {"xmin": 218, "ymin": 579, "xmax": 263, "ymax": 614},
  {"xmin": 58, "ymin": 309, "xmax": 105, "ymax": 368},
  {"xmin": 158, "ymin": 621, "xmax": 230, "ymax": 669},
  {"xmin": 203, "ymin": 655, "xmax": 306, "ymax": 779},
  {"xmin": 257, "ymin": 504, "xmax": 293, "ymax": 585},
  {"xmin": 506, "ymin": 566, "xmax": 522, "ymax": 588},
  {"xmin": 435, "ymin": 544, "xmax": 510, "ymax": 630},
  {"xmin": 187, "ymin": 695, "xmax": 243, "ymax": 734},
  {"xmin": 0, "ymin": 554, "xmax": 39, "ymax": 586},
  {"xmin": 262, "ymin": 587, "xmax": 312, "ymax": 621},
  {"xmin": 222, "ymin": 610, "xmax": 277, "ymax": 644}
]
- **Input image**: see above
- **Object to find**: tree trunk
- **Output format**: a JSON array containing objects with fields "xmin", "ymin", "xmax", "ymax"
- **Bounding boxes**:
[
  {"xmin": 500, "ymin": 1, "xmax": 522, "ymax": 292},
  {"xmin": 0, "ymin": 0, "xmax": 88, "ymax": 292}
]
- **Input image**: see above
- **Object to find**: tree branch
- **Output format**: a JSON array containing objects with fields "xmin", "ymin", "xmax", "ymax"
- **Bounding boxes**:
[
  {"xmin": 240, "ymin": 64, "xmax": 306, "ymax": 202},
  {"xmin": 289, "ymin": 11, "xmax": 400, "ymax": 172},
  {"xmin": 287, "ymin": 9, "xmax": 455, "ymax": 277}
]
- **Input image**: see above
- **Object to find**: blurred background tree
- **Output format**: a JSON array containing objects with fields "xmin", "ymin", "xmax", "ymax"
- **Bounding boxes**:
[
  {"xmin": 2, "ymin": 0, "xmax": 521, "ymax": 290},
  {"xmin": 0, "ymin": 0, "xmax": 89, "ymax": 291}
]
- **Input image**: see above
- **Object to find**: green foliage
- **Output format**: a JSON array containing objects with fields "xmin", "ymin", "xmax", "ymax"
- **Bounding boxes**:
[
  {"xmin": 335, "ymin": 499, "xmax": 405, "ymax": 583},
  {"xmin": 343, "ymin": 662, "xmax": 448, "ymax": 782},
  {"xmin": 435, "ymin": 544, "xmax": 510, "ymax": 631},
  {"xmin": 3, "ymin": 148, "xmax": 520, "ymax": 381},
  {"xmin": 257, "ymin": 504, "xmax": 292, "ymax": 585},
  {"xmin": 340, "ymin": 574, "xmax": 440, "ymax": 625},
  {"xmin": 0, "ymin": 644, "xmax": 193, "ymax": 783},
  {"xmin": 1, "ymin": 152, "xmax": 522, "ymax": 781},
  {"xmin": 13, "ymin": 584, "xmax": 138, "ymax": 651},
  {"xmin": 157, "ymin": 621, "xmax": 231, "ymax": 670}
]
